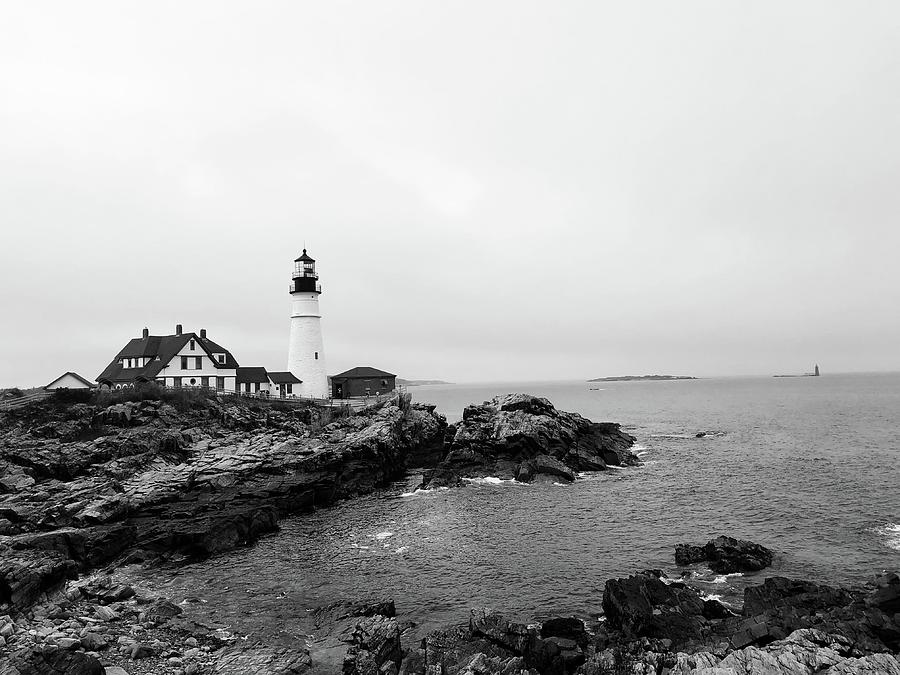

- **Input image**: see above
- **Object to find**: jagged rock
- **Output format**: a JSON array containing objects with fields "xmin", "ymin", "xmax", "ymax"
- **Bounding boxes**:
[
  {"xmin": 469, "ymin": 609, "xmax": 538, "ymax": 655},
  {"xmin": 422, "ymin": 394, "xmax": 636, "ymax": 488},
  {"xmin": 713, "ymin": 629, "xmax": 891, "ymax": 674},
  {"xmin": 0, "ymin": 547, "xmax": 77, "ymax": 613},
  {"xmin": 602, "ymin": 572, "xmax": 707, "ymax": 648},
  {"xmin": 342, "ymin": 615, "xmax": 402, "ymax": 674},
  {"xmin": 675, "ymin": 536, "xmax": 773, "ymax": 573},
  {"xmin": 3, "ymin": 647, "xmax": 105, "ymax": 674},
  {"xmin": 744, "ymin": 577, "xmax": 851, "ymax": 617}
]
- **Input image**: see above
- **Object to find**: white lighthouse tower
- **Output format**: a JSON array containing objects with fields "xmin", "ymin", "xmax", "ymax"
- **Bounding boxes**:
[{"xmin": 287, "ymin": 249, "xmax": 328, "ymax": 398}]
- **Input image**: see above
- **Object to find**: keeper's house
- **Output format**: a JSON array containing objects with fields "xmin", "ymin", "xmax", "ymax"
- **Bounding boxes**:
[
  {"xmin": 331, "ymin": 366, "xmax": 396, "ymax": 399},
  {"xmin": 97, "ymin": 325, "xmax": 240, "ymax": 391}
]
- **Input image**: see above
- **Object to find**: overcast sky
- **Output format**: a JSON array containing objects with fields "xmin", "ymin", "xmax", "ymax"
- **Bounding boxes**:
[{"xmin": 2, "ymin": 2, "xmax": 899, "ymax": 386}]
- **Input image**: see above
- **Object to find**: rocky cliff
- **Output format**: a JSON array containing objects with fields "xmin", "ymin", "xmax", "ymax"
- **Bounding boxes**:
[
  {"xmin": 422, "ymin": 393, "xmax": 638, "ymax": 488},
  {"xmin": 0, "ymin": 392, "xmax": 446, "ymax": 615}
]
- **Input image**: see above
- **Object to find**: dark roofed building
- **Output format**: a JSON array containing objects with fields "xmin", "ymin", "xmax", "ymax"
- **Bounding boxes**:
[
  {"xmin": 236, "ymin": 367, "xmax": 269, "ymax": 394},
  {"xmin": 268, "ymin": 371, "xmax": 302, "ymax": 398},
  {"xmin": 331, "ymin": 366, "xmax": 396, "ymax": 399},
  {"xmin": 96, "ymin": 325, "xmax": 240, "ymax": 391}
]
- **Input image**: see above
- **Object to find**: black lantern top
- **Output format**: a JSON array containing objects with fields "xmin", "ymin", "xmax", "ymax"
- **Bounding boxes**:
[{"xmin": 290, "ymin": 249, "xmax": 321, "ymax": 294}]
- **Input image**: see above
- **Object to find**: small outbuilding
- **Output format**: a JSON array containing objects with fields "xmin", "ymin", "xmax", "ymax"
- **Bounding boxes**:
[
  {"xmin": 268, "ymin": 371, "xmax": 302, "ymax": 398},
  {"xmin": 45, "ymin": 372, "xmax": 95, "ymax": 390},
  {"xmin": 331, "ymin": 367, "xmax": 396, "ymax": 399}
]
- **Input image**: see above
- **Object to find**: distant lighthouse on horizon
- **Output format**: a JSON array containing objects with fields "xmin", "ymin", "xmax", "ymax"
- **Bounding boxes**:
[{"xmin": 287, "ymin": 249, "xmax": 328, "ymax": 398}]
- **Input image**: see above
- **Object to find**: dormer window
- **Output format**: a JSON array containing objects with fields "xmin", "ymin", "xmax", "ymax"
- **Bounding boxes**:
[
  {"xmin": 217, "ymin": 354, "xmax": 225, "ymax": 364},
  {"xmin": 189, "ymin": 339, "xmax": 196, "ymax": 351}
]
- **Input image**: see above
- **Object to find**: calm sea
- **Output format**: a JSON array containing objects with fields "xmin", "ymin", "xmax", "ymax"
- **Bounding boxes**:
[{"xmin": 130, "ymin": 374, "xmax": 900, "ymax": 643}]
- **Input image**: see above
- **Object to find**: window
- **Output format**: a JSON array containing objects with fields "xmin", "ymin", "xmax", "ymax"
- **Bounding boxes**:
[
  {"xmin": 286, "ymin": 384, "xmax": 292, "ymax": 394},
  {"xmin": 201, "ymin": 376, "xmax": 209, "ymax": 388},
  {"xmin": 315, "ymin": 352, "xmax": 318, "ymax": 360},
  {"xmin": 254, "ymin": 382, "xmax": 260, "ymax": 393},
  {"xmin": 181, "ymin": 356, "xmax": 188, "ymax": 369},
  {"xmin": 195, "ymin": 356, "xmax": 202, "ymax": 369},
  {"xmin": 217, "ymin": 354, "xmax": 225, "ymax": 364},
  {"xmin": 216, "ymin": 377, "xmax": 224, "ymax": 390},
  {"xmin": 381, "ymin": 380, "xmax": 387, "ymax": 387},
  {"xmin": 189, "ymin": 378, "xmax": 196, "ymax": 386},
  {"xmin": 174, "ymin": 377, "xmax": 182, "ymax": 388},
  {"xmin": 189, "ymin": 339, "xmax": 195, "ymax": 351}
]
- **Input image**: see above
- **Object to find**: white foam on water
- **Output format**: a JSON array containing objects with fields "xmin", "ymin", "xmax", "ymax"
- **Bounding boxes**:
[
  {"xmin": 462, "ymin": 476, "xmax": 520, "ymax": 486},
  {"xmin": 711, "ymin": 572, "xmax": 744, "ymax": 584},
  {"xmin": 373, "ymin": 531, "xmax": 393, "ymax": 541},
  {"xmin": 394, "ymin": 546, "xmax": 409, "ymax": 554},
  {"xmin": 872, "ymin": 523, "xmax": 900, "ymax": 551},
  {"xmin": 400, "ymin": 487, "xmax": 448, "ymax": 497},
  {"xmin": 700, "ymin": 592, "xmax": 723, "ymax": 602}
]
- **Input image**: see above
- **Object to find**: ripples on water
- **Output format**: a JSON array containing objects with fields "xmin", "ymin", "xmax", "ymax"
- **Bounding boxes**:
[{"xmin": 131, "ymin": 373, "xmax": 900, "ymax": 642}]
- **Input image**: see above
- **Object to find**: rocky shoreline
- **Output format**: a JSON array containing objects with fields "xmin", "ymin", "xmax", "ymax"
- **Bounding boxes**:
[{"xmin": 2, "ymin": 390, "xmax": 898, "ymax": 674}]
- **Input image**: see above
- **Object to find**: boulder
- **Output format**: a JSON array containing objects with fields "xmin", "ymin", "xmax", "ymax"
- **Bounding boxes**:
[
  {"xmin": 143, "ymin": 599, "xmax": 183, "ymax": 624},
  {"xmin": 539, "ymin": 617, "xmax": 588, "ymax": 647},
  {"xmin": 601, "ymin": 572, "xmax": 707, "ymax": 647},
  {"xmin": 674, "ymin": 536, "xmax": 773, "ymax": 573}
]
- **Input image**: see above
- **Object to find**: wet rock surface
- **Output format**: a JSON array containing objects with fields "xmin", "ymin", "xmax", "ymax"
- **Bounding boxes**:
[
  {"xmin": 421, "ymin": 394, "xmax": 637, "ymax": 488},
  {"xmin": 675, "ymin": 536, "xmax": 775, "ymax": 574}
]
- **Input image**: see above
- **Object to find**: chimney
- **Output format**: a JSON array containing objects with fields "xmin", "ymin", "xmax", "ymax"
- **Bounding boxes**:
[
  {"xmin": 142, "ymin": 327, "xmax": 149, "ymax": 338},
  {"xmin": 175, "ymin": 324, "xmax": 183, "ymax": 336},
  {"xmin": 200, "ymin": 328, "xmax": 207, "ymax": 339}
]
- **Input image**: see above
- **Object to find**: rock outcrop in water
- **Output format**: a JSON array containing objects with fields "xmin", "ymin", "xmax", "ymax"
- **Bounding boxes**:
[
  {"xmin": 421, "ymin": 393, "xmax": 637, "ymax": 488},
  {"xmin": 675, "ymin": 536, "xmax": 775, "ymax": 574},
  {"xmin": 0, "ymin": 392, "xmax": 446, "ymax": 615}
]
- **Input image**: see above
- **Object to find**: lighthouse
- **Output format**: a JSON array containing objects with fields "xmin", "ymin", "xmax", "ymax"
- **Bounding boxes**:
[{"xmin": 287, "ymin": 249, "xmax": 328, "ymax": 398}]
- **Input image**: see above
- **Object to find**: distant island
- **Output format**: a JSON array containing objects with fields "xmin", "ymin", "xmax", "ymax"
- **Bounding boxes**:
[
  {"xmin": 587, "ymin": 375, "xmax": 698, "ymax": 382},
  {"xmin": 397, "ymin": 378, "xmax": 453, "ymax": 386}
]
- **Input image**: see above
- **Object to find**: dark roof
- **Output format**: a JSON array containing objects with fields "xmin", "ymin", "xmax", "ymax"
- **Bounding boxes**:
[
  {"xmin": 332, "ymin": 366, "xmax": 397, "ymax": 379},
  {"xmin": 45, "ymin": 372, "xmax": 95, "ymax": 389},
  {"xmin": 96, "ymin": 331, "xmax": 240, "ymax": 383},
  {"xmin": 235, "ymin": 367, "xmax": 269, "ymax": 384},
  {"xmin": 294, "ymin": 248, "xmax": 315, "ymax": 263},
  {"xmin": 268, "ymin": 371, "xmax": 302, "ymax": 384},
  {"xmin": 197, "ymin": 336, "xmax": 240, "ymax": 369}
]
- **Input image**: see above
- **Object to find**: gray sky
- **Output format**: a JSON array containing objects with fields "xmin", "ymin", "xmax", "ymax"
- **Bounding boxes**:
[{"xmin": 2, "ymin": 1, "xmax": 899, "ymax": 386}]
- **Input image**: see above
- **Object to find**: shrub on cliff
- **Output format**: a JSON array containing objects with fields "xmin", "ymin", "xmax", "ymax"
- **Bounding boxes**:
[{"xmin": 93, "ymin": 383, "xmax": 217, "ymax": 412}]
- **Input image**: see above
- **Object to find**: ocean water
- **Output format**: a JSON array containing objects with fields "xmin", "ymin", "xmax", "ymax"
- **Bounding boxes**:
[{"xmin": 128, "ymin": 374, "xmax": 900, "ymax": 643}]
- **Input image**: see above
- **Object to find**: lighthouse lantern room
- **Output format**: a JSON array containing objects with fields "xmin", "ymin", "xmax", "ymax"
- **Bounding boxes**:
[{"xmin": 287, "ymin": 249, "xmax": 328, "ymax": 398}]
